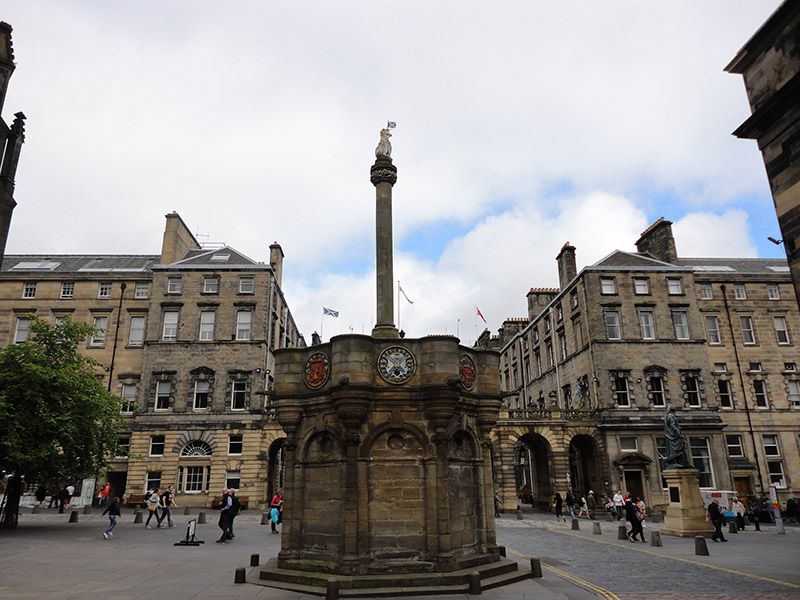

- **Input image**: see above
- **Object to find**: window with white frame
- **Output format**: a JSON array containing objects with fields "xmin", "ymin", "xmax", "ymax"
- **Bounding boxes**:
[
  {"xmin": 162, "ymin": 310, "xmax": 179, "ymax": 341},
  {"xmin": 60, "ymin": 282, "xmax": 74, "ymax": 299},
  {"xmin": 714, "ymin": 362, "xmax": 728, "ymax": 372},
  {"xmin": 121, "ymin": 383, "xmax": 136, "ymax": 414},
  {"xmin": 753, "ymin": 380, "xmax": 768, "ymax": 408},
  {"xmin": 604, "ymin": 310, "xmax": 621, "ymax": 340},
  {"xmin": 733, "ymin": 283, "xmax": 747, "ymax": 300},
  {"xmin": 619, "ymin": 436, "xmax": 638, "ymax": 452},
  {"xmin": 773, "ymin": 316, "xmax": 790, "ymax": 345},
  {"xmin": 685, "ymin": 374, "xmax": 701, "ymax": 407},
  {"xmin": 699, "ymin": 283, "xmax": 713, "ymax": 299},
  {"xmin": 22, "ymin": 282, "xmax": 37, "ymax": 298},
  {"xmin": 705, "ymin": 315, "xmax": 721, "ymax": 345},
  {"xmin": 614, "ymin": 374, "xmax": 630, "ymax": 407},
  {"xmin": 633, "ymin": 278, "xmax": 650, "ymax": 295},
  {"xmin": 600, "ymin": 277, "xmax": 616, "ymax": 294},
  {"xmin": 203, "ymin": 276, "xmax": 219, "ymax": 294},
  {"xmin": 231, "ymin": 380, "xmax": 247, "ymax": 410},
  {"xmin": 236, "ymin": 310, "xmax": 251, "ymax": 340},
  {"xmin": 638, "ymin": 310, "xmax": 655, "ymax": 340},
  {"xmin": 649, "ymin": 375, "xmax": 666, "ymax": 407},
  {"xmin": 155, "ymin": 381, "xmax": 170, "ymax": 411},
  {"xmin": 667, "ymin": 278, "xmax": 683, "ymax": 295},
  {"xmin": 116, "ymin": 437, "xmax": 130, "ymax": 458},
  {"xmin": 726, "ymin": 434, "xmax": 744, "ymax": 458},
  {"xmin": 128, "ymin": 316, "xmax": 145, "ymax": 346},
  {"xmin": 672, "ymin": 310, "xmax": 689, "ymax": 340},
  {"xmin": 98, "ymin": 282, "xmax": 112, "ymax": 298},
  {"xmin": 718, "ymin": 379, "xmax": 733, "ymax": 409},
  {"xmin": 558, "ymin": 332, "xmax": 567, "ymax": 361},
  {"xmin": 192, "ymin": 380, "xmax": 209, "ymax": 410},
  {"xmin": 545, "ymin": 342, "xmax": 554, "ymax": 367},
  {"xmin": 226, "ymin": 470, "xmax": 241, "ymax": 489},
  {"xmin": 178, "ymin": 465, "xmax": 208, "ymax": 493},
  {"xmin": 763, "ymin": 434, "xmax": 786, "ymax": 488},
  {"xmin": 149, "ymin": 435, "xmax": 165, "ymax": 456},
  {"xmin": 238, "ymin": 276, "xmax": 255, "ymax": 294},
  {"xmin": 785, "ymin": 362, "xmax": 797, "ymax": 372},
  {"xmin": 199, "ymin": 311, "xmax": 215, "ymax": 341},
  {"xmin": 788, "ymin": 380, "xmax": 800, "ymax": 408},
  {"xmin": 167, "ymin": 277, "xmax": 182, "ymax": 294},
  {"xmin": 181, "ymin": 441, "xmax": 212, "ymax": 456},
  {"xmin": 90, "ymin": 316, "xmax": 108, "ymax": 347},
  {"xmin": 534, "ymin": 349, "xmax": 542, "ymax": 377},
  {"xmin": 749, "ymin": 362, "xmax": 762, "ymax": 372},
  {"xmin": 556, "ymin": 304, "xmax": 563, "ymax": 322},
  {"xmin": 767, "ymin": 283, "xmax": 780, "ymax": 300},
  {"xmin": 740, "ymin": 316, "xmax": 756, "ymax": 344},
  {"xmin": 228, "ymin": 434, "xmax": 243, "ymax": 455},
  {"xmin": 134, "ymin": 282, "xmax": 149, "ymax": 299},
  {"xmin": 14, "ymin": 317, "xmax": 30, "ymax": 343},
  {"xmin": 689, "ymin": 437, "xmax": 714, "ymax": 488}
]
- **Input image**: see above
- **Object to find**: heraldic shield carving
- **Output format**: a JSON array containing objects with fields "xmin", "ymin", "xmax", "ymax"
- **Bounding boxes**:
[
  {"xmin": 459, "ymin": 354, "xmax": 477, "ymax": 390},
  {"xmin": 304, "ymin": 352, "xmax": 330, "ymax": 389},
  {"xmin": 377, "ymin": 346, "xmax": 416, "ymax": 385}
]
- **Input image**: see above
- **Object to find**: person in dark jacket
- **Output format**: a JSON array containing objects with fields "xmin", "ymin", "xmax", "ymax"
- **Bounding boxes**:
[
  {"xmin": 102, "ymin": 497, "xmax": 121, "ymax": 539},
  {"xmin": 553, "ymin": 492, "xmax": 564, "ymax": 523},
  {"xmin": 625, "ymin": 494, "xmax": 645, "ymax": 542},
  {"xmin": 216, "ymin": 487, "xmax": 233, "ymax": 543},
  {"xmin": 707, "ymin": 499, "xmax": 728, "ymax": 542}
]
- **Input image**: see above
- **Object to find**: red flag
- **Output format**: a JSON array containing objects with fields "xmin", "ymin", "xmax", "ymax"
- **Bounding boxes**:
[{"xmin": 476, "ymin": 306, "xmax": 486, "ymax": 323}]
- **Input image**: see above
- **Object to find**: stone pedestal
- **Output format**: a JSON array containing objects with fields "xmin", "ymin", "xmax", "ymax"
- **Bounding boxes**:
[{"xmin": 661, "ymin": 468, "xmax": 710, "ymax": 538}]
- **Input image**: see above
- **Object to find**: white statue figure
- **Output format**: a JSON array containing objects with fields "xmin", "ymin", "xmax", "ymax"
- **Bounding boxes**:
[{"xmin": 375, "ymin": 128, "xmax": 392, "ymax": 158}]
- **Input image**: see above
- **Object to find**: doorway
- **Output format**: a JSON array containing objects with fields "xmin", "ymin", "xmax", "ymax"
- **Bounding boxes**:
[
  {"xmin": 623, "ymin": 470, "xmax": 644, "ymax": 501},
  {"xmin": 733, "ymin": 476, "xmax": 753, "ymax": 500}
]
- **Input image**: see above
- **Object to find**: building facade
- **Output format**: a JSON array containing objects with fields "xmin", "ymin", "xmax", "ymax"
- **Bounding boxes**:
[
  {"xmin": 489, "ymin": 219, "xmax": 800, "ymax": 515},
  {"xmin": 0, "ymin": 212, "xmax": 303, "ymax": 508}
]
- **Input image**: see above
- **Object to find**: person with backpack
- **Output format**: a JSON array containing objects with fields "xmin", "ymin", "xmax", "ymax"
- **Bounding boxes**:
[{"xmin": 227, "ymin": 489, "xmax": 241, "ymax": 539}]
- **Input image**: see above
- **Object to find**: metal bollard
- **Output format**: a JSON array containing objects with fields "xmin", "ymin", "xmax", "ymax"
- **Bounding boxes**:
[
  {"xmin": 83, "ymin": 505, "xmax": 91, "ymax": 514},
  {"xmin": 197, "ymin": 511, "xmax": 206, "ymax": 524},
  {"xmin": 728, "ymin": 522, "xmax": 737, "ymax": 534},
  {"xmin": 32, "ymin": 505, "xmax": 40, "ymax": 514},
  {"xmin": 650, "ymin": 530, "xmax": 662, "ymax": 547},
  {"xmin": 133, "ymin": 512, "xmax": 143, "ymax": 524},
  {"xmin": 498, "ymin": 546, "xmax": 506, "ymax": 557},
  {"xmin": 326, "ymin": 578, "xmax": 340, "ymax": 600},
  {"xmin": 68, "ymin": 510, "xmax": 79, "ymax": 523},
  {"xmin": 468, "ymin": 571, "xmax": 481, "ymax": 595},
  {"xmin": 618, "ymin": 525, "xmax": 628, "ymax": 540},
  {"xmin": 184, "ymin": 506, "xmax": 191, "ymax": 515},
  {"xmin": 261, "ymin": 512, "xmax": 270, "ymax": 525},
  {"xmin": 695, "ymin": 536, "xmax": 709, "ymax": 556},
  {"xmin": 754, "ymin": 516, "xmax": 760, "ymax": 531},
  {"xmin": 571, "ymin": 518, "xmax": 580, "ymax": 530},
  {"xmin": 593, "ymin": 521, "xmax": 602, "ymax": 535},
  {"xmin": 234, "ymin": 567, "xmax": 246, "ymax": 584},
  {"xmin": 530, "ymin": 558, "xmax": 543, "ymax": 578},
  {"xmin": 250, "ymin": 554, "xmax": 259, "ymax": 566}
]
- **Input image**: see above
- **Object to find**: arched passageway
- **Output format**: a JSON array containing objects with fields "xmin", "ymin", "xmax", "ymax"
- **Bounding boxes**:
[
  {"xmin": 514, "ymin": 433, "xmax": 553, "ymax": 509},
  {"xmin": 267, "ymin": 438, "xmax": 286, "ymax": 501},
  {"xmin": 569, "ymin": 435, "xmax": 601, "ymax": 496}
]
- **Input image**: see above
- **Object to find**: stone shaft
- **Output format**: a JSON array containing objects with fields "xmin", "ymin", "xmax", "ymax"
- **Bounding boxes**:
[{"xmin": 370, "ymin": 157, "xmax": 398, "ymax": 339}]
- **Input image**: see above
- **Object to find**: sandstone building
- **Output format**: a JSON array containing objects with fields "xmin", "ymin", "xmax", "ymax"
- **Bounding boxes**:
[
  {"xmin": 489, "ymin": 218, "xmax": 800, "ymax": 514},
  {"xmin": 0, "ymin": 212, "xmax": 302, "ymax": 507}
]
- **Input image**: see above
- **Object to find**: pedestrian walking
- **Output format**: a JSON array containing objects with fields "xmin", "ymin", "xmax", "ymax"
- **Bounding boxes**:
[
  {"xmin": 764, "ymin": 496, "xmax": 776, "ymax": 524},
  {"xmin": 786, "ymin": 498, "xmax": 798, "ymax": 525},
  {"xmin": 613, "ymin": 489, "xmax": 624, "ymax": 520},
  {"xmin": 145, "ymin": 488, "xmax": 162, "ymax": 529},
  {"xmin": 102, "ymin": 497, "xmax": 121, "ymax": 539},
  {"xmin": 35, "ymin": 485, "xmax": 47, "ymax": 506},
  {"xmin": 159, "ymin": 485, "xmax": 177, "ymax": 528},
  {"xmin": 553, "ymin": 492, "xmax": 564, "ymax": 523},
  {"xmin": 65, "ymin": 483, "xmax": 75, "ymax": 508},
  {"xmin": 731, "ymin": 497, "xmax": 746, "ymax": 531},
  {"xmin": 636, "ymin": 496, "xmax": 647, "ymax": 527},
  {"xmin": 216, "ymin": 487, "xmax": 233, "ymax": 542},
  {"xmin": 625, "ymin": 494, "xmax": 645, "ymax": 542},
  {"xmin": 586, "ymin": 490, "xmax": 597, "ymax": 520},
  {"xmin": 494, "ymin": 490, "xmax": 501, "ymax": 518},
  {"xmin": 270, "ymin": 489, "xmax": 284, "ymax": 534},
  {"xmin": 565, "ymin": 490, "xmax": 576, "ymax": 520},
  {"xmin": 48, "ymin": 484, "xmax": 61, "ymax": 509},
  {"xmin": 707, "ymin": 498, "xmax": 728, "ymax": 542},
  {"xmin": 576, "ymin": 495, "xmax": 588, "ymax": 518},
  {"xmin": 227, "ymin": 489, "xmax": 241, "ymax": 539},
  {"xmin": 57, "ymin": 486, "xmax": 69, "ymax": 513},
  {"xmin": 98, "ymin": 483, "xmax": 111, "ymax": 508}
]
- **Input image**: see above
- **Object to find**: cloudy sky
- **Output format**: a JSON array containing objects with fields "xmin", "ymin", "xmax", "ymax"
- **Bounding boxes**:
[{"xmin": 2, "ymin": 1, "xmax": 786, "ymax": 344}]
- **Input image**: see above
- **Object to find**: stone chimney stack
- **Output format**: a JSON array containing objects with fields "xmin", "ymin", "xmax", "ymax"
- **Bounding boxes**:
[
  {"xmin": 160, "ymin": 212, "xmax": 200, "ymax": 264},
  {"xmin": 270, "ymin": 241, "xmax": 284, "ymax": 287},
  {"xmin": 635, "ymin": 217, "xmax": 678, "ymax": 264},
  {"xmin": 556, "ymin": 242, "xmax": 577, "ymax": 289}
]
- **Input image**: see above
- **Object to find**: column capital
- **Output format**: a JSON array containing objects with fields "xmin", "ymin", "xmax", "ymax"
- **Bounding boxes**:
[{"xmin": 370, "ymin": 157, "xmax": 397, "ymax": 186}]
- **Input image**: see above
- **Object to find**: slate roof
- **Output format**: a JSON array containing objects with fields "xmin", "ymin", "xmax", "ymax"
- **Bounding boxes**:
[
  {"xmin": 153, "ymin": 246, "xmax": 268, "ymax": 270},
  {"xmin": 591, "ymin": 250, "xmax": 685, "ymax": 270},
  {"xmin": 676, "ymin": 257, "xmax": 790, "ymax": 275},
  {"xmin": 1, "ymin": 255, "xmax": 159, "ymax": 274}
]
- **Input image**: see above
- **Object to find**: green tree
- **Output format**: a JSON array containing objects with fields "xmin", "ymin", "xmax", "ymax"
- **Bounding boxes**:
[{"xmin": 0, "ymin": 316, "xmax": 123, "ymax": 528}]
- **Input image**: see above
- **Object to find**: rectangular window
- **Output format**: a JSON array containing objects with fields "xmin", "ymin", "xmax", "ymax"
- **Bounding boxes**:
[
  {"xmin": 570, "ymin": 290, "xmax": 578, "ymax": 308},
  {"xmin": 558, "ymin": 333, "xmax": 567, "ymax": 361},
  {"xmin": 162, "ymin": 311, "xmax": 179, "ymax": 341},
  {"xmin": 699, "ymin": 283, "xmax": 713, "ymax": 299},
  {"xmin": 672, "ymin": 310, "xmax": 689, "ymax": 340},
  {"xmin": 546, "ymin": 342, "xmax": 554, "ymax": 367},
  {"xmin": 184, "ymin": 466, "xmax": 204, "ymax": 492},
  {"xmin": 121, "ymin": 383, "xmax": 136, "ymax": 414},
  {"xmin": 733, "ymin": 283, "xmax": 746, "ymax": 300},
  {"xmin": 749, "ymin": 362, "xmax": 762, "ymax": 372},
  {"xmin": 146, "ymin": 471, "xmax": 162, "ymax": 493},
  {"xmin": 149, "ymin": 435, "xmax": 165, "ymax": 457},
  {"xmin": 155, "ymin": 381, "xmax": 170, "ymax": 411},
  {"xmin": 604, "ymin": 311, "xmax": 621, "ymax": 340},
  {"xmin": 231, "ymin": 381, "xmax": 246, "ymax": 410},
  {"xmin": 726, "ymin": 434, "xmax": 744, "ymax": 458},
  {"xmin": 22, "ymin": 282, "xmax": 37, "ymax": 298},
  {"xmin": 705, "ymin": 316, "xmax": 721, "ymax": 345},
  {"xmin": 116, "ymin": 437, "xmax": 130, "ymax": 458},
  {"xmin": 134, "ymin": 282, "xmax": 149, "ymax": 299},
  {"xmin": 600, "ymin": 277, "xmax": 616, "ymax": 294},
  {"xmin": 763, "ymin": 435, "xmax": 785, "ymax": 488},
  {"xmin": 14, "ymin": 317, "xmax": 30, "ymax": 343},
  {"xmin": 740, "ymin": 316, "xmax": 756, "ymax": 344},
  {"xmin": 614, "ymin": 375, "xmax": 630, "ymax": 407},
  {"xmin": 574, "ymin": 320, "xmax": 583, "ymax": 350},
  {"xmin": 768, "ymin": 461, "xmax": 786, "ymax": 488},
  {"xmin": 203, "ymin": 277, "xmax": 219, "ymax": 294},
  {"xmin": 228, "ymin": 434, "xmax": 243, "ymax": 455},
  {"xmin": 128, "ymin": 316, "xmax": 145, "ymax": 346},
  {"xmin": 788, "ymin": 380, "xmax": 800, "ymax": 408},
  {"xmin": 534, "ymin": 350, "xmax": 542, "ymax": 377},
  {"xmin": 650, "ymin": 376, "xmax": 666, "ymax": 407},
  {"xmin": 714, "ymin": 362, "xmax": 728, "ymax": 372},
  {"xmin": 239, "ymin": 276, "xmax": 255, "ymax": 294},
  {"xmin": 620, "ymin": 436, "xmax": 638, "ymax": 452},
  {"xmin": 193, "ymin": 380, "xmax": 210, "ymax": 410},
  {"xmin": 785, "ymin": 362, "xmax": 797, "ymax": 372},
  {"xmin": 685, "ymin": 375, "xmax": 701, "ymax": 407},
  {"xmin": 633, "ymin": 278, "xmax": 649, "ymax": 295},
  {"xmin": 167, "ymin": 277, "xmax": 182, "ymax": 294},
  {"xmin": 90, "ymin": 316, "xmax": 108, "ymax": 347},
  {"xmin": 753, "ymin": 380, "xmax": 768, "ymax": 408},
  {"xmin": 199, "ymin": 311, "xmax": 215, "ymax": 341},
  {"xmin": 763, "ymin": 434, "xmax": 780, "ymax": 456},
  {"xmin": 556, "ymin": 304, "xmax": 563, "ymax": 322},
  {"xmin": 689, "ymin": 437, "xmax": 714, "ymax": 488},
  {"xmin": 98, "ymin": 282, "xmax": 112, "ymax": 298},
  {"xmin": 667, "ymin": 278, "xmax": 683, "ymax": 295},
  {"xmin": 773, "ymin": 316, "xmax": 790, "ymax": 344},
  {"xmin": 767, "ymin": 283, "xmax": 780, "ymax": 300},
  {"xmin": 60, "ymin": 282, "xmax": 74, "ymax": 299},
  {"xmin": 718, "ymin": 379, "xmax": 733, "ymax": 409},
  {"xmin": 638, "ymin": 310, "xmax": 655, "ymax": 340},
  {"xmin": 226, "ymin": 470, "xmax": 241, "ymax": 489},
  {"xmin": 236, "ymin": 310, "xmax": 251, "ymax": 340}
]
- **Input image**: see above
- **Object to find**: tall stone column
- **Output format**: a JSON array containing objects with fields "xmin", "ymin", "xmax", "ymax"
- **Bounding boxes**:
[{"xmin": 370, "ymin": 155, "xmax": 399, "ymax": 339}]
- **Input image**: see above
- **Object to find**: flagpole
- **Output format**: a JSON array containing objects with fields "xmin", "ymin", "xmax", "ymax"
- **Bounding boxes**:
[
  {"xmin": 397, "ymin": 281, "xmax": 401, "ymax": 331},
  {"xmin": 320, "ymin": 310, "xmax": 324, "ymax": 341}
]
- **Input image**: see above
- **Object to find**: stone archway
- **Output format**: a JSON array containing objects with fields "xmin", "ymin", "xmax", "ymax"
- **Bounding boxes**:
[
  {"xmin": 569, "ymin": 435, "xmax": 601, "ymax": 496},
  {"xmin": 515, "ymin": 433, "xmax": 554, "ymax": 509},
  {"xmin": 267, "ymin": 437, "xmax": 286, "ymax": 503}
]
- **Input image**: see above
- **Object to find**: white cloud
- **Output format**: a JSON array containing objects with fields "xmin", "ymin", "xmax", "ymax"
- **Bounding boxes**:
[{"xmin": 673, "ymin": 211, "xmax": 757, "ymax": 258}]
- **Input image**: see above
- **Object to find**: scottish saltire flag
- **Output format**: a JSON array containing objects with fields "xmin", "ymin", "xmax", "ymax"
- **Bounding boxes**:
[
  {"xmin": 323, "ymin": 307, "xmax": 339, "ymax": 318},
  {"xmin": 387, "ymin": 121, "xmax": 396, "ymax": 129}
]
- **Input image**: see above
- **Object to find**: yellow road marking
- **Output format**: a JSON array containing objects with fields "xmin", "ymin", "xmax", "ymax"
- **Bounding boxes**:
[
  {"xmin": 546, "ymin": 527, "xmax": 800, "ymax": 590},
  {"xmin": 506, "ymin": 546, "xmax": 621, "ymax": 600}
]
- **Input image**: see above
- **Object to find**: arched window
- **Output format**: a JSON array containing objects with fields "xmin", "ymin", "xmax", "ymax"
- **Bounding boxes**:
[{"xmin": 180, "ymin": 441, "xmax": 212, "ymax": 457}]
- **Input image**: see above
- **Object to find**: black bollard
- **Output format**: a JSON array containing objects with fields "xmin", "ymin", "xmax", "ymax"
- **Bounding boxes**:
[
  {"xmin": 261, "ymin": 512, "xmax": 270, "ymax": 525},
  {"xmin": 618, "ymin": 525, "xmax": 628, "ymax": 540},
  {"xmin": 593, "ymin": 522, "xmax": 602, "ymax": 535},
  {"xmin": 754, "ymin": 516, "xmax": 760, "ymax": 531},
  {"xmin": 184, "ymin": 506, "xmax": 191, "ymax": 515},
  {"xmin": 198, "ymin": 511, "xmax": 206, "ymax": 524},
  {"xmin": 326, "ymin": 578, "xmax": 340, "ymax": 600},
  {"xmin": 498, "ymin": 546, "xmax": 506, "ymax": 557},
  {"xmin": 83, "ymin": 505, "xmax": 91, "ymax": 514},
  {"xmin": 234, "ymin": 567, "xmax": 246, "ymax": 584},
  {"xmin": 133, "ymin": 511, "xmax": 143, "ymax": 524},
  {"xmin": 32, "ymin": 505, "xmax": 40, "ymax": 514},
  {"xmin": 571, "ymin": 518, "xmax": 580, "ymax": 530},
  {"xmin": 530, "ymin": 558, "xmax": 543, "ymax": 578},
  {"xmin": 728, "ymin": 522, "xmax": 737, "ymax": 534},
  {"xmin": 250, "ymin": 554, "xmax": 259, "ymax": 566},
  {"xmin": 650, "ymin": 530, "xmax": 663, "ymax": 547},
  {"xmin": 68, "ymin": 510, "xmax": 79, "ymax": 523},
  {"xmin": 695, "ymin": 536, "xmax": 709, "ymax": 556},
  {"xmin": 468, "ymin": 571, "xmax": 481, "ymax": 595}
]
